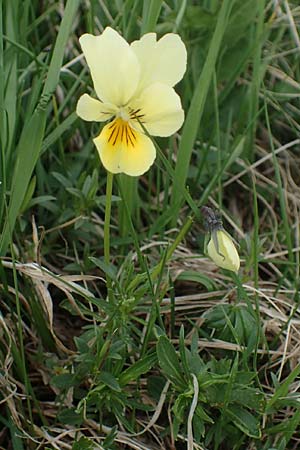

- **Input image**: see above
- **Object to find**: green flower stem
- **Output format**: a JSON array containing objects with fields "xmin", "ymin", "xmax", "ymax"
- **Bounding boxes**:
[{"xmin": 104, "ymin": 171, "xmax": 114, "ymax": 301}]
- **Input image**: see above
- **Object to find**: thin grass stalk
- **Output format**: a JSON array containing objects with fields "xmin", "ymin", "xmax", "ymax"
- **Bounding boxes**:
[
  {"xmin": 251, "ymin": 172, "xmax": 259, "ymax": 292},
  {"xmin": 170, "ymin": 1, "xmax": 235, "ymax": 222},
  {"xmin": 0, "ymin": 0, "xmax": 80, "ymax": 256},
  {"xmin": 263, "ymin": 93, "xmax": 294, "ymax": 264},
  {"xmin": 104, "ymin": 171, "xmax": 114, "ymax": 302},
  {"xmin": 247, "ymin": 0, "xmax": 266, "ymax": 161},
  {"xmin": 125, "ymin": 0, "xmax": 142, "ymax": 40},
  {"xmin": 213, "ymin": 71, "xmax": 222, "ymax": 208},
  {"xmin": 250, "ymin": 170, "xmax": 261, "ymax": 380},
  {"xmin": 172, "ymin": 0, "xmax": 187, "ymax": 32},
  {"xmin": 10, "ymin": 243, "xmax": 34, "ymax": 430},
  {"xmin": 141, "ymin": 0, "xmax": 163, "ymax": 34},
  {"xmin": 117, "ymin": 174, "xmax": 139, "ymax": 244},
  {"xmin": 0, "ymin": 0, "xmax": 5, "ymax": 226},
  {"xmin": 5, "ymin": 1, "xmax": 18, "ymax": 158}
]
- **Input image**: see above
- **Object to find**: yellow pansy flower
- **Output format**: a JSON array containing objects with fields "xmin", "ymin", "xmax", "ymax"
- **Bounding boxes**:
[
  {"xmin": 207, "ymin": 230, "xmax": 240, "ymax": 273},
  {"xmin": 76, "ymin": 27, "xmax": 187, "ymax": 176}
]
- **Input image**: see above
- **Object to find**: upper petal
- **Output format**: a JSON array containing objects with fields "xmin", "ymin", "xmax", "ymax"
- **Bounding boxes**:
[
  {"xmin": 131, "ymin": 32, "xmax": 187, "ymax": 93},
  {"xmin": 130, "ymin": 83, "xmax": 184, "ymax": 137},
  {"xmin": 76, "ymin": 94, "xmax": 118, "ymax": 121},
  {"xmin": 79, "ymin": 27, "xmax": 140, "ymax": 106},
  {"xmin": 93, "ymin": 119, "xmax": 156, "ymax": 176}
]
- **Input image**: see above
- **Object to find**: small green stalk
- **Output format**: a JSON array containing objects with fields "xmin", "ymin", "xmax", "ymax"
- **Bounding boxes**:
[{"xmin": 104, "ymin": 171, "xmax": 114, "ymax": 301}]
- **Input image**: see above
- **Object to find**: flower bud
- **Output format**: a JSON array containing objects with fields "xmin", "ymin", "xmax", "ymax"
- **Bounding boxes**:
[{"xmin": 207, "ymin": 230, "xmax": 240, "ymax": 272}]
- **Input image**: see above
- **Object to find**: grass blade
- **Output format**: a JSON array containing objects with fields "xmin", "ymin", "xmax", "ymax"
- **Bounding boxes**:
[
  {"xmin": 0, "ymin": 0, "xmax": 80, "ymax": 255},
  {"xmin": 170, "ymin": 1, "xmax": 235, "ymax": 220},
  {"xmin": 141, "ymin": 0, "xmax": 163, "ymax": 34}
]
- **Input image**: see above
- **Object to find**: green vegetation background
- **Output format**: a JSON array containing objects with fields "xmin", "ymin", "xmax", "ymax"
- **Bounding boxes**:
[{"xmin": 1, "ymin": 1, "xmax": 300, "ymax": 449}]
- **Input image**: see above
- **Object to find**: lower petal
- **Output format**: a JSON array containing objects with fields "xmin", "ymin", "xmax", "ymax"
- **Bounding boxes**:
[{"xmin": 93, "ymin": 119, "xmax": 156, "ymax": 176}]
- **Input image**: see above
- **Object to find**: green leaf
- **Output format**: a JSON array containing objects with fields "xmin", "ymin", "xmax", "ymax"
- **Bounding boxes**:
[
  {"xmin": 176, "ymin": 270, "xmax": 215, "ymax": 290},
  {"xmin": 98, "ymin": 371, "xmax": 121, "ymax": 392},
  {"xmin": 19, "ymin": 176, "xmax": 36, "ymax": 213},
  {"xmin": 119, "ymin": 353, "xmax": 157, "ymax": 386},
  {"xmin": 179, "ymin": 325, "xmax": 190, "ymax": 378},
  {"xmin": 195, "ymin": 405, "xmax": 214, "ymax": 424},
  {"xmin": 266, "ymin": 364, "xmax": 300, "ymax": 412},
  {"xmin": 89, "ymin": 256, "xmax": 117, "ymax": 281},
  {"xmin": 231, "ymin": 386, "xmax": 264, "ymax": 410},
  {"xmin": 58, "ymin": 408, "xmax": 83, "ymax": 426},
  {"xmin": 51, "ymin": 373, "xmax": 75, "ymax": 389},
  {"xmin": 52, "ymin": 171, "xmax": 73, "ymax": 188},
  {"xmin": 102, "ymin": 425, "xmax": 118, "ymax": 448},
  {"xmin": 157, "ymin": 336, "xmax": 186, "ymax": 389},
  {"xmin": 147, "ymin": 375, "xmax": 166, "ymax": 400},
  {"xmin": 72, "ymin": 437, "xmax": 97, "ymax": 450},
  {"xmin": 227, "ymin": 405, "xmax": 261, "ymax": 438},
  {"xmin": 27, "ymin": 195, "xmax": 56, "ymax": 208},
  {"xmin": 7, "ymin": 419, "xmax": 24, "ymax": 450}
]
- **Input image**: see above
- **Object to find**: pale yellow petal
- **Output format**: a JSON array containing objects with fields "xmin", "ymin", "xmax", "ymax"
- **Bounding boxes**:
[
  {"xmin": 131, "ymin": 32, "xmax": 187, "ymax": 93},
  {"xmin": 76, "ymin": 94, "xmax": 118, "ymax": 122},
  {"xmin": 207, "ymin": 231, "xmax": 240, "ymax": 272},
  {"xmin": 221, "ymin": 233, "xmax": 240, "ymax": 271},
  {"xmin": 130, "ymin": 82, "xmax": 184, "ymax": 137},
  {"xmin": 79, "ymin": 27, "xmax": 140, "ymax": 105},
  {"xmin": 93, "ymin": 119, "xmax": 156, "ymax": 176}
]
